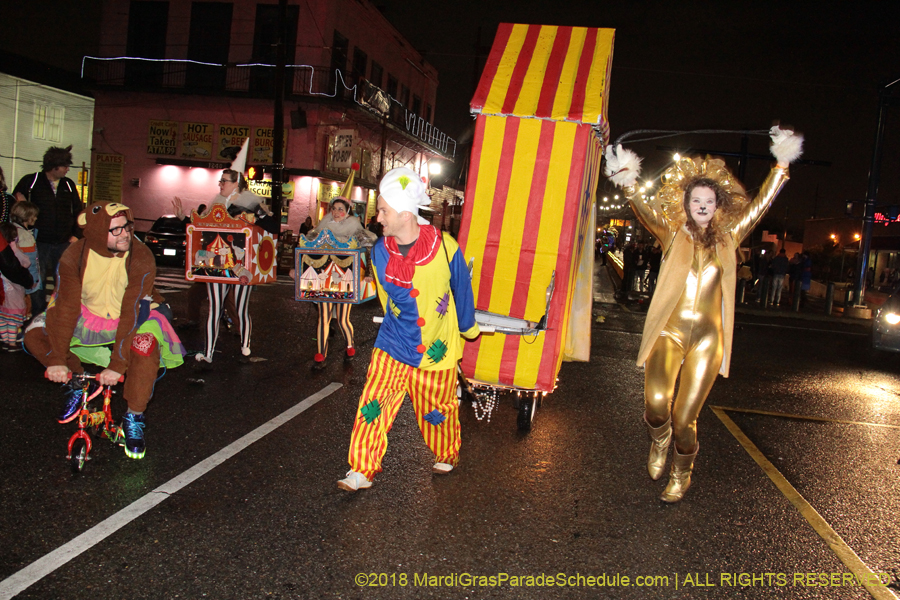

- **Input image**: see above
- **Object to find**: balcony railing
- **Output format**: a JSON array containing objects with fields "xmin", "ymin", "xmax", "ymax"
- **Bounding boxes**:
[{"xmin": 82, "ymin": 57, "xmax": 456, "ymax": 157}]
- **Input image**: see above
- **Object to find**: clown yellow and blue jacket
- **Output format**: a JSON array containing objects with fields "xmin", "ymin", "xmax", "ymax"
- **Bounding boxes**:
[{"xmin": 372, "ymin": 229, "xmax": 480, "ymax": 370}]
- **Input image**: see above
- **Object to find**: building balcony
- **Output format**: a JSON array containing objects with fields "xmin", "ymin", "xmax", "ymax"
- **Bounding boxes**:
[{"xmin": 82, "ymin": 57, "xmax": 455, "ymax": 157}]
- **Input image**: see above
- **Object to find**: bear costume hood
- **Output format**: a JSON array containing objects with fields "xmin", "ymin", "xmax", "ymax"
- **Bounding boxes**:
[{"xmin": 77, "ymin": 201, "xmax": 134, "ymax": 258}]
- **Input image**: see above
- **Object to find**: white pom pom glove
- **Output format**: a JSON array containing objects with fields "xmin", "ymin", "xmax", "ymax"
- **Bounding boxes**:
[
  {"xmin": 603, "ymin": 144, "xmax": 642, "ymax": 188},
  {"xmin": 769, "ymin": 125, "xmax": 804, "ymax": 166}
]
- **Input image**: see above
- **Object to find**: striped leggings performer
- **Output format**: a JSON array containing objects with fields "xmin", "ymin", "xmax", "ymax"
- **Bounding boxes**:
[
  {"xmin": 317, "ymin": 302, "xmax": 353, "ymax": 356},
  {"xmin": 0, "ymin": 311, "xmax": 25, "ymax": 344},
  {"xmin": 204, "ymin": 282, "xmax": 252, "ymax": 358},
  {"xmin": 347, "ymin": 348, "xmax": 460, "ymax": 480}
]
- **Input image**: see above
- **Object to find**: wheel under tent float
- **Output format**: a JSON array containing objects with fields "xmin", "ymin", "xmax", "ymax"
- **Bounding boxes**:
[
  {"xmin": 186, "ymin": 204, "xmax": 279, "ymax": 285},
  {"xmin": 457, "ymin": 23, "xmax": 615, "ymax": 431}
]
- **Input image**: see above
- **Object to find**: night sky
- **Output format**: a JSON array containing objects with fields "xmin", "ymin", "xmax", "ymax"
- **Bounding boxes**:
[
  {"xmin": 10, "ymin": 0, "xmax": 900, "ymax": 236},
  {"xmin": 378, "ymin": 0, "xmax": 900, "ymax": 237}
]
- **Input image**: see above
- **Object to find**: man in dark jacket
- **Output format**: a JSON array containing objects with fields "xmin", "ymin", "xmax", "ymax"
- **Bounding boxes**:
[{"xmin": 13, "ymin": 145, "xmax": 83, "ymax": 314}]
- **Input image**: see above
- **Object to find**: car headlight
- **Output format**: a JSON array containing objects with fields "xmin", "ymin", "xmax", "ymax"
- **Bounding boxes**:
[{"xmin": 885, "ymin": 313, "xmax": 900, "ymax": 325}]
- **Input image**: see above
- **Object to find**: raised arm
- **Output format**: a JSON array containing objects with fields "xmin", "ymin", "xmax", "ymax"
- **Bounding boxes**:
[
  {"xmin": 623, "ymin": 184, "xmax": 670, "ymax": 242},
  {"xmin": 729, "ymin": 166, "xmax": 789, "ymax": 244},
  {"xmin": 603, "ymin": 145, "xmax": 669, "ymax": 241}
]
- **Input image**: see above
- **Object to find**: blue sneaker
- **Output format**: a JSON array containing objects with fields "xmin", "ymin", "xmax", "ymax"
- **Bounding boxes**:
[
  {"xmin": 121, "ymin": 413, "xmax": 146, "ymax": 459},
  {"xmin": 58, "ymin": 384, "xmax": 85, "ymax": 424}
]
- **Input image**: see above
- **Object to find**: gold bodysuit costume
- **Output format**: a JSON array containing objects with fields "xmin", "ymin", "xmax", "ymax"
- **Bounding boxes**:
[
  {"xmin": 644, "ymin": 243, "xmax": 725, "ymax": 452},
  {"xmin": 627, "ymin": 159, "xmax": 789, "ymax": 501}
]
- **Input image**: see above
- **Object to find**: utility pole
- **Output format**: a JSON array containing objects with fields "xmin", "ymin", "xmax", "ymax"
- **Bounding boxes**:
[
  {"xmin": 271, "ymin": 0, "xmax": 287, "ymax": 228},
  {"xmin": 851, "ymin": 77, "xmax": 900, "ymax": 307}
]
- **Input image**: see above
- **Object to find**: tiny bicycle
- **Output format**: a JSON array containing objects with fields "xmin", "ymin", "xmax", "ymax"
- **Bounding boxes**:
[{"xmin": 50, "ymin": 371, "xmax": 125, "ymax": 473}]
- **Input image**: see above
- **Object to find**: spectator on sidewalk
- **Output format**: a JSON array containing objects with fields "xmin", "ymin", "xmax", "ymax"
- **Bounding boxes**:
[
  {"xmin": 768, "ymin": 248, "xmax": 790, "ymax": 307},
  {"xmin": 621, "ymin": 241, "xmax": 637, "ymax": 296},
  {"xmin": 0, "ymin": 166, "xmax": 14, "ymax": 224},
  {"xmin": 789, "ymin": 252, "xmax": 802, "ymax": 304},
  {"xmin": 646, "ymin": 244, "xmax": 662, "ymax": 294},
  {"xmin": 800, "ymin": 251, "xmax": 812, "ymax": 307},
  {"xmin": 13, "ymin": 146, "xmax": 83, "ymax": 315}
]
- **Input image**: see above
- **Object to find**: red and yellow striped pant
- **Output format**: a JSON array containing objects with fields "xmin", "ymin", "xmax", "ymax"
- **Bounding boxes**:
[{"xmin": 347, "ymin": 348, "xmax": 460, "ymax": 480}]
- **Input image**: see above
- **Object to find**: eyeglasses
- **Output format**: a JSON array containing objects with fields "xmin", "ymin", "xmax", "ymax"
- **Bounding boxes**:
[
  {"xmin": 218, "ymin": 179, "xmax": 236, "ymax": 185},
  {"xmin": 109, "ymin": 222, "xmax": 135, "ymax": 236}
]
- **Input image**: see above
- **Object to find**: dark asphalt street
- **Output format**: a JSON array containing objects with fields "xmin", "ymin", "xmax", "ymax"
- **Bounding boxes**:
[{"xmin": 1, "ymin": 266, "xmax": 898, "ymax": 600}]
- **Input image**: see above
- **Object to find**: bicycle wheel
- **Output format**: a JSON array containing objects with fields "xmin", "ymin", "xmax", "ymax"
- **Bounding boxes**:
[{"xmin": 70, "ymin": 439, "xmax": 88, "ymax": 474}]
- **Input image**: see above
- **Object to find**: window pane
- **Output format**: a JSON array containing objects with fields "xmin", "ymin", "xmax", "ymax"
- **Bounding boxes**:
[
  {"xmin": 47, "ymin": 106, "xmax": 64, "ymax": 142},
  {"xmin": 126, "ymin": 1, "xmax": 169, "ymax": 86},
  {"xmin": 186, "ymin": 2, "xmax": 233, "ymax": 90},
  {"xmin": 33, "ymin": 103, "xmax": 47, "ymax": 139},
  {"xmin": 370, "ymin": 61, "xmax": 383, "ymax": 89}
]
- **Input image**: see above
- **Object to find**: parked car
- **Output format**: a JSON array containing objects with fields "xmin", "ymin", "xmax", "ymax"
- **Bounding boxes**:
[
  {"xmin": 872, "ymin": 281, "xmax": 900, "ymax": 353},
  {"xmin": 140, "ymin": 215, "xmax": 187, "ymax": 265}
]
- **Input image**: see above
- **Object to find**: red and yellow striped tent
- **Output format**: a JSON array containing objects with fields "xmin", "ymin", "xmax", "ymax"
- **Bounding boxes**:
[{"xmin": 459, "ymin": 23, "xmax": 615, "ymax": 392}]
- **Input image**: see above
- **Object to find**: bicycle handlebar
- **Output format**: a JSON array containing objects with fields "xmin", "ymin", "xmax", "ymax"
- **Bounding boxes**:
[{"xmin": 44, "ymin": 371, "xmax": 124, "ymax": 383}]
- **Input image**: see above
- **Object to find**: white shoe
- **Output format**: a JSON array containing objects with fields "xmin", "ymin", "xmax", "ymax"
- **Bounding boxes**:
[
  {"xmin": 194, "ymin": 353, "xmax": 212, "ymax": 363},
  {"xmin": 432, "ymin": 462, "xmax": 454, "ymax": 474},
  {"xmin": 241, "ymin": 347, "xmax": 251, "ymax": 356},
  {"xmin": 337, "ymin": 470, "xmax": 372, "ymax": 492}
]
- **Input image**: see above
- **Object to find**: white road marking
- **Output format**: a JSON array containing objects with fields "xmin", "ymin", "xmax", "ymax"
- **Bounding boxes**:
[{"xmin": 0, "ymin": 382, "xmax": 342, "ymax": 600}]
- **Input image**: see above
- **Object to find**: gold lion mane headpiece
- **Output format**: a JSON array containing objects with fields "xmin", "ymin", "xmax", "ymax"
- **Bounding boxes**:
[{"xmin": 654, "ymin": 156, "xmax": 749, "ymax": 233}]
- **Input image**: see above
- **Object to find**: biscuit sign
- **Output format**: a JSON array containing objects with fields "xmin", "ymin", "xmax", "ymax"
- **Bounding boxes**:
[
  {"xmin": 147, "ymin": 120, "xmax": 178, "ymax": 156},
  {"xmin": 331, "ymin": 129, "xmax": 355, "ymax": 168},
  {"xmin": 218, "ymin": 125, "xmax": 250, "ymax": 161}
]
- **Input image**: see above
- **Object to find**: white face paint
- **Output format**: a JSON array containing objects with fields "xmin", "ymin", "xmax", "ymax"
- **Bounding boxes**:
[{"xmin": 688, "ymin": 186, "xmax": 717, "ymax": 228}]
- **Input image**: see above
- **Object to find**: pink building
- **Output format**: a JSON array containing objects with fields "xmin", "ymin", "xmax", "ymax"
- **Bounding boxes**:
[{"xmin": 84, "ymin": 0, "xmax": 454, "ymax": 234}]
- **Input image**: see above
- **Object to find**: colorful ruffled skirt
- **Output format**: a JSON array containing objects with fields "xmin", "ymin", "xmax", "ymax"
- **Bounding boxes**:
[{"xmin": 62, "ymin": 300, "xmax": 185, "ymax": 369}]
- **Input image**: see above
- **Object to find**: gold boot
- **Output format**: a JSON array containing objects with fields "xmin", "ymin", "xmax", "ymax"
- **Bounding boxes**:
[
  {"xmin": 660, "ymin": 444, "xmax": 698, "ymax": 503},
  {"xmin": 645, "ymin": 416, "xmax": 672, "ymax": 481}
]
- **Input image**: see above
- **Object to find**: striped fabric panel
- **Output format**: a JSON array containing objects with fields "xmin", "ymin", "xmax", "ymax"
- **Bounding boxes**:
[
  {"xmin": 470, "ymin": 23, "xmax": 514, "ymax": 113},
  {"xmin": 461, "ymin": 119, "xmax": 594, "ymax": 390},
  {"xmin": 531, "ymin": 123, "xmax": 592, "ymax": 390},
  {"xmin": 471, "ymin": 23, "xmax": 614, "ymax": 127}
]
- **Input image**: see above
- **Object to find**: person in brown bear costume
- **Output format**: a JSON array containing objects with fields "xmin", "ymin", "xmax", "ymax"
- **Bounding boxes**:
[{"xmin": 25, "ymin": 201, "xmax": 184, "ymax": 459}]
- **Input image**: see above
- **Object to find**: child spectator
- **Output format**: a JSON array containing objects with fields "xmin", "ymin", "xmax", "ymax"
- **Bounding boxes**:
[
  {"xmin": 0, "ymin": 223, "xmax": 31, "ymax": 350},
  {"xmin": 9, "ymin": 202, "xmax": 41, "ymax": 317}
]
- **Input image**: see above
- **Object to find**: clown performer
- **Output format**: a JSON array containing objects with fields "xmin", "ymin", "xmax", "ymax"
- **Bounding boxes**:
[
  {"xmin": 603, "ymin": 125, "xmax": 803, "ymax": 502},
  {"xmin": 337, "ymin": 167, "xmax": 480, "ymax": 492},
  {"xmin": 304, "ymin": 165, "xmax": 376, "ymax": 370},
  {"xmin": 25, "ymin": 202, "xmax": 185, "ymax": 459}
]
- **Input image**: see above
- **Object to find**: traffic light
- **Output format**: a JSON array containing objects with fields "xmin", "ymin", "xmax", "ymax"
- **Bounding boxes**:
[{"xmin": 247, "ymin": 166, "xmax": 264, "ymax": 180}]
